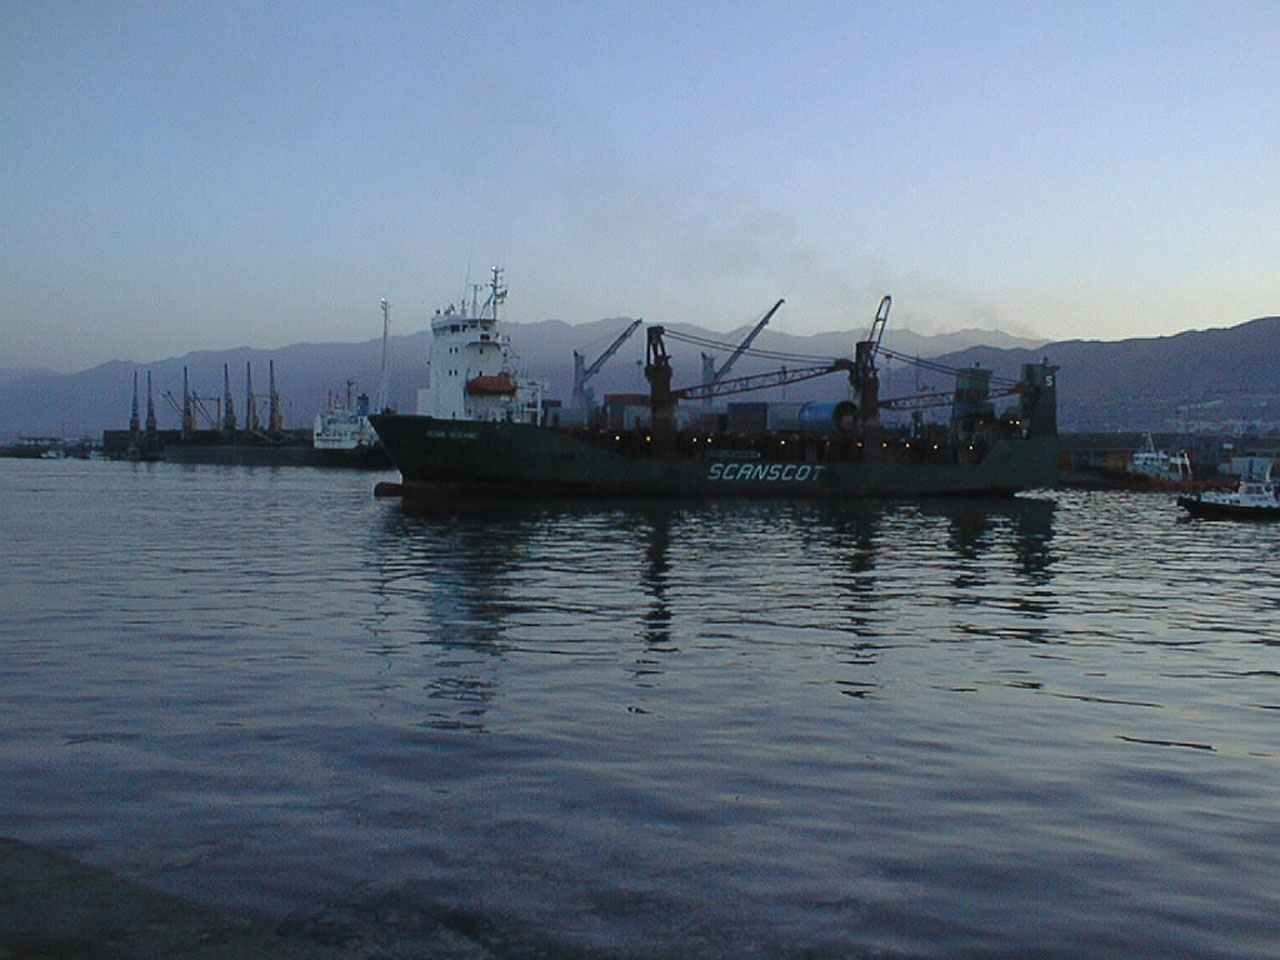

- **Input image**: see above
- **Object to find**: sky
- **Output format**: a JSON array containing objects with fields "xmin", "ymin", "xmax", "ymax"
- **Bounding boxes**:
[{"xmin": 3, "ymin": 0, "xmax": 1278, "ymax": 372}]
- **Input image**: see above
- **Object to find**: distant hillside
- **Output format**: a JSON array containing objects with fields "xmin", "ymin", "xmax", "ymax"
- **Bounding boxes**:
[
  {"xmin": 2, "ymin": 317, "xmax": 1275, "ymax": 439},
  {"xmin": 0, "ymin": 368, "xmax": 54, "ymax": 390},
  {"xmin": 934, "ymin": 316, "xmax": 1280, "ymax": 432},
  {"xmin": 0, "ymin": 322, "xmax": 1042, "ymax": 440}
]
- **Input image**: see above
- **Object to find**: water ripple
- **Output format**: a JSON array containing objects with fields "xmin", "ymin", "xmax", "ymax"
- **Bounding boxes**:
[{"xmin": 3, "ymin": 462, "xmax": 1280, "ymax": 958}]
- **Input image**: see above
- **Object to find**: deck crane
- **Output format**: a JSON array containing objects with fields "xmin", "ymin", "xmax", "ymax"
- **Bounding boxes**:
[
  {"xmin": 852, "ymin": 295, "xmax": 892, "ymax": 424},
  {"xmin": 572, "ymin": 319, "xmax": 642, "ymax": 414},
  {"xmin": 646, "ymin": 323, "xmax": 856, "ymax": 454},
  {"xmin": 700, "ymin": 298, "xmax": 785, "ymax": 391},
  {"xmin": 865, "ymin": 294, "xmax": 891, "ymax": 360},
  {"xmin": 645, "ymin": 295, "xmax": 895, "ymax": 448}
]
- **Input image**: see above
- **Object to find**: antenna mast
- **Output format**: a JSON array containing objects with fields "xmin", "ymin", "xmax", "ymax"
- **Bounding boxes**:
[
  {"xmin": 377, "ymin": 298, "xmax": 391, "ymax": 413},
  {"xmin": 485, "ymin": 266, "xmax": 506, "ymax": 321}
]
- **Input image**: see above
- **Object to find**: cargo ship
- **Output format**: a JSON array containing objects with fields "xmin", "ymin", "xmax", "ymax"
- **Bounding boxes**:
[{"xmin": 371, "ymin": 269, "xmax": 1060, "ymax": 500}]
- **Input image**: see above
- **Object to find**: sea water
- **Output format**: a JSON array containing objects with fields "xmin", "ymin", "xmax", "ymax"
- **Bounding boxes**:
[{"xmin": 1, "ymin": 457, "xmax": 1278, "ymax": 958}]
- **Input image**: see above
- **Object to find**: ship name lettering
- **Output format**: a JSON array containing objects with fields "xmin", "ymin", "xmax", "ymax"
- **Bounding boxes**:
[
  {"xmin": 424, "ymin": 429, "xmax": 479, "ymax": 440},
  {"xmin": 707, "ymin": 462, "xmax": 824, "ymax": 482}
]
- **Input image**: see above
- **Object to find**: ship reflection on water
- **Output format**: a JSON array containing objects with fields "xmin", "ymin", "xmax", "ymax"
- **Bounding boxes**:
[{"xmin": 368, "ymin": 494, "xmax": 1057, "ymax": 733}]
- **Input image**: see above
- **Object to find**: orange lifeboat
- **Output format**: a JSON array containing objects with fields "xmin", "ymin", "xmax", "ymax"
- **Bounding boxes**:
[{"xmin": 465, "ymin": 372, "xmax": 518, "ymax": 396}]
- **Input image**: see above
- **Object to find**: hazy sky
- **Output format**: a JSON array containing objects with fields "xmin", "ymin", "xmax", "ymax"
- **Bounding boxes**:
[{"xmin": 3, "ymin": 0, "xmax": 1277, "ymax": 372}]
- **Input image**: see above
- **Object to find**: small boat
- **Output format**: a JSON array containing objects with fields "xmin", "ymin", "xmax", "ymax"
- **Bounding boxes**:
[
  {"xmin": 1177, "ymin": 462, "xmax": 1280, "ymax": 519},
  {"xmin": 1129, "ymin": 431, "xmax": 1193, "ymax": 483},
  {"xmin": 313, "ymin": 382, "xmax": 380, "ymax": 451},
  {"xmin": 465, "ymin": 372, "xmax": 518, "ymax": 396},
  {"xmin": 311, "ymin": 384, "xmax": 392, "ymax": 469}
]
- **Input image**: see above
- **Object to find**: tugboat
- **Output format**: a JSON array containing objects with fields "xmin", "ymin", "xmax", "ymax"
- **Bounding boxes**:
[
  {"xmin": 370, "ymin": 269, "xmax": 1061, "ymax": 500},
  {"xmin": 1097, "ymin": 431, "xmax": 1209, "ymax": 491},
  {"xmin": 310, "ymin": 382, "xmax": 391, "ymax": 469},
  {"xmin": 1128, "ymin": 432, "xmax": 1194, "ymax": 485},
  {"xmin": 1177, "ymin": 461, "xmax": 1280, "ymax": 520}
]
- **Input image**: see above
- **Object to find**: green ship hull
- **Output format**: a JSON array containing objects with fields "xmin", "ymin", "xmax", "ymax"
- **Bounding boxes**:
[{"xmin": 369, "ymin": 414, "xmax": 1060, "ymax": 499}]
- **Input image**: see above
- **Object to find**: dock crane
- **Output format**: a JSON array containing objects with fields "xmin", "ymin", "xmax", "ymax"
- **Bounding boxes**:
[
  {"xmin": 221, "ymin": 364, "xmax": 237, "ymax": 433},
  {"xmin": 700, "ymin": 298, "xmax": 785, "ymax": 391},
  {"xmin": 162, "ymin": 388, "xmax": 222, "ymax": 431},
  {"xmin": 267, "ymin": 360, "xmax": 283, "ymax": 434},
  {"xmin": 245, "ymin": 362, "xmax": 261, "ymax": 434},
  {"xmin": 572, "ymin": 319, "xmax": 642, "ymax": 414}
]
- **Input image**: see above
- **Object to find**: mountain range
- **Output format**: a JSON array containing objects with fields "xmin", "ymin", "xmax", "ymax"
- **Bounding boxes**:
[{"xmin": 2, "ymin": 316, "xmax": 1277, "ymax": 440}]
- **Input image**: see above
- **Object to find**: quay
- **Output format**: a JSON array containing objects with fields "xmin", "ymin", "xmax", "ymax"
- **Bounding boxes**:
[{"xmin": 0, "ymin": 837, "xmax": 322, "ymax": 960}]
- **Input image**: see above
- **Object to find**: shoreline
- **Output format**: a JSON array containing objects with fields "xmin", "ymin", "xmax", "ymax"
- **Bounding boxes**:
[{"xmin": 0, "ymin": 836, "xmax": 329, "ymax": 959}]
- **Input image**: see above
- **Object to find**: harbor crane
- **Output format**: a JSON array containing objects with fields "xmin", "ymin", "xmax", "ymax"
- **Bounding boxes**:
[
  {"xmin": 700, "ymin": 298, "xmax": 785, "ymax": 391},
  {"xmin": 571, "ymin": 319, "xmax": 642, "ymax": 414},
  {"xmin": 162, "ymin": 389, "xmax": 221, "ymax": 431},
  {"xmin": 221, "ymin": 364, "xmax": 237, "ymax": 432}
]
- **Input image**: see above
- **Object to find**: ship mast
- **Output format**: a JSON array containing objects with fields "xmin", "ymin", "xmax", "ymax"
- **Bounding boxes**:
[{"xmin": 484, "ymin": 265, "xmax": 506, "ymax": 322}]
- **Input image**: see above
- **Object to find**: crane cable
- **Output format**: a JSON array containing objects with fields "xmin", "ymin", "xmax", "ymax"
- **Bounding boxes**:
[{"xmin": 662, "ymin": 327, "xmax": 1022, "ymax": 387}]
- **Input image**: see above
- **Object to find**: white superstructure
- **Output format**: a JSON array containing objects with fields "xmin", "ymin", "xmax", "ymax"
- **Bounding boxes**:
[
  {"xmin": 1128, "ymin": 431, "xmax": 1192, "ymax": 481},
  {"xmin": 314, "ymin": 382, "xmax": 377, "ymax": 449},
  {"xmin": 418, "ymin": 266, "xmax": 545, "ymax": 423}
]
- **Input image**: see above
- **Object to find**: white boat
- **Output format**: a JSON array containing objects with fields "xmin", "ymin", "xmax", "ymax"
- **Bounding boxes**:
[
  {"xmin": 313, "ymin": 381, "xmax": 379, "ymax": 450},
  {"xmin": 1128, "ymin": 432, "xmax": 1193, "ymax": 484},
  {"xmin": 1178, "ymin": 461, "xmax": 1280, "ymax": 519}
]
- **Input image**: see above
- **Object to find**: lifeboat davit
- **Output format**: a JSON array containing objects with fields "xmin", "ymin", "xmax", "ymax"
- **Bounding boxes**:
[{"xmin": 465, "ymin": 372, "xmax": 518, "ymax": 396}]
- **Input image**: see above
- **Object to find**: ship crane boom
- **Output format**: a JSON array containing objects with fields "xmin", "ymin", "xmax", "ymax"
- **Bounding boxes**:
[
  {"xmin": 674, "ymin": 358, "xmax": 855, "ymax": 401},
  {"xmin": 573, "ymin": 319, "xmax": 643, "ymax": 411},
  {"xmin": 878, "ymin": 382, "xmax": 1023, "ymax": 412},
  {"xmin": 702, "ymin": 298, "xmax": 785, "ymax": 386},
  {"xmin": 866, "ymin": 295, "xmax": 891, "ymax": 361}
]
